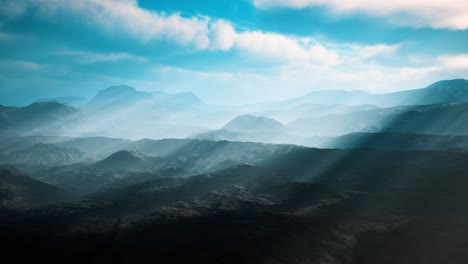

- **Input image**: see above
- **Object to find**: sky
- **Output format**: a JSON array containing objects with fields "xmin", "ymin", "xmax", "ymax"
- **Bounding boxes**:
[{"xmin": 0, "ymin": 0, "xmax": 467, "ymax": 105}]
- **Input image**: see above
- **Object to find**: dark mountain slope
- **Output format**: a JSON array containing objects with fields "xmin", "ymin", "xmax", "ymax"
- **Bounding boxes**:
[
  {"xmin": 93, "ymin": 150, "xmax": 149, "ymax": 171},
  {"xmin": 2, "ymin": 148, "xmax": 468, "ymax": 263},
  {"xmin": 319, "ymin": 132, "xmax": 468, "ymax": 151},
  {"xmin": 0, "ymin": 165, "xmax": 60, "ymax": 209},
  {"xmin": 22, "ymin": 140, "xmax": 297, "ymax": 194}
]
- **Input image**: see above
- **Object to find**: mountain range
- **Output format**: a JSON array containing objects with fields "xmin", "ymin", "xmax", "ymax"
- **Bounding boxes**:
[
  {"xmin": 260, "ymin": 79, "xmax": 468, "ymax": 108},
  {"xmin": 2, "ymin": 79, "xmax": 468, "ymax": 263},
  {"xmin": 2, "ymin": 140, "xmax": 468, "ymax": 263},
  {"xmin": 1, "ymin": 79, "xmax": 467, "ymax": 140}
]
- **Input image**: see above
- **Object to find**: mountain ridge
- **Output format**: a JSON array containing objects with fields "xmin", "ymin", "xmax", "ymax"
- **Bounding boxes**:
[
  {"xmin": 258, "ymin": 79, "xmax": 468, "ymax": 108},
  {"xmin": 223, "ymin": 114, "xmax": 285, "ymax": 133}
]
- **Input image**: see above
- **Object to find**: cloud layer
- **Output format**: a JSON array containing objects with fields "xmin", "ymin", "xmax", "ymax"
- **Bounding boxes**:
[
  {"xmin": 0, "ymin": 0, "xmax": 466, "ymax": 105},
  {"xmin": 253, "ymin": 0, "xmax": 468, "ymax": 30},
  {"xmin": 0, "ymin": 0, "xmax": 342, "ymax": 65}
]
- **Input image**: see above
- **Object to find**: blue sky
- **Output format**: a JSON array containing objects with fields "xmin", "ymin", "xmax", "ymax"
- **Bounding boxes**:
[{"xmin": 0, "ymin": 0, "xmax": 467, "ymax": 105}]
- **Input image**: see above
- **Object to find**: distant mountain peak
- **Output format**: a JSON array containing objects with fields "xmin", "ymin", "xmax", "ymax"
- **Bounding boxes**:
[
  {"xmin": 87, "ymin": 85, "xmax": 205, "ymax": 109},
  {"xmin": 28, "ymin": 100, "xmax": 68, "ymax": 108},
  {"xmin": 232, "ymin": 114, "xmax": 265, "ymax": 120},
  {"xmin": 93, "ymin": 85, "xmax": 148, "ymax": 100},
  {"xmin": 100, "ymin": 85, "xmax": 137, "ymax": 94},
  {"xmin": 107, "ymin": 150, "xmax": 145, "ymax": 160},
  {"xmin": 94, "ymin": 150, "xmax": 148, "ymax": 170},
  {"xmin": 87, "ymin": 85, "xmax": 150, "ymax": 108},
  {"xmin": 21, "ymin": 101, "xmax": 78, "ymax": 115},
  {"xmin": 223, "ymin": 114, "xmax": 285, "ymax": 132}
]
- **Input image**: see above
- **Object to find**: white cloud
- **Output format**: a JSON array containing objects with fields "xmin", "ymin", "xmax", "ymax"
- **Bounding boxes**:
[
  {"xmin": 54, "ymin": 49, "xmax": 148, "ymax": 64},
  {"xmin": 253, "ymin": 0, "xmax": 468, "ymax": 30},
  {"xmin": 209, "ymin": 20, "xmax": 237, "ymax": 51},
  {"xmin": 1, "ymin": 0, "xmax": 465, "ymax": 104},
  {"xmin": 146, "ymin": 50, "xmax": 468, "ymax": 104},
  {"xmin": 155, "ymin": 66, "xmax": 237, "ymax": 81},
  {"xmin": 0, "ymin": 0, "xmax": 212, "ymax": 48},
  {"xmin": 235, "ymin": 31, "xmax": 339, "ymax": 65},
  {"xmin": 60, "ymin": 0, "xmax": 211, "ymax": 48},
  {"xmin": 438, "ymin": 54, "xmax": 468, "ymax": 70},
  {"xmin": 348, "ymin": 44, "xmax": 399, "ymax": 60},
  {"xmin": 1, "ymin": 0, "xmax": 342, "ymax": 65},
  {"xmin": 209, "ymin": 20, "xmax": 340, "ymax": 65}
]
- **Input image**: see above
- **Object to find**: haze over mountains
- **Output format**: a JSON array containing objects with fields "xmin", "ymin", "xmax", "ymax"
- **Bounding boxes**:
[
  {"xmin": 1, "ymin": 79, "xmax": 468, "ymax": 263},
  {"xmin": 1, "ymin": 79, "xmax": 468, "ymax": 140}
]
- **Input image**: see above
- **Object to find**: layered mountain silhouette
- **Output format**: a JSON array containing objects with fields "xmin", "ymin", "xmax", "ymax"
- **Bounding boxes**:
[
  {"xmin": 276, "ymin": 79, "xmax": 468, "ymax": 107},
  {"xmin": 7, "ymin": 143, "xmax": 84, "ymax": 166},
  {"xmin": 2, "ymin": 79, "xmax": 468, "ymax": 263},
  {"xmin": 289, "ymin": 102, "xmax": 468, "ymax": 136},
  {"xmin": 255, "ymin": 103, "xmax": 378, "ymax": 123},
  {"xmin": 2, "ymin": 79, "xmax": 468, "ymax": 140},
  {"xmin": 196, "ymin": 114, "xmax": 304, "ymax": 145},
  {"xmin": 0, "ymin": 101, "xmax": 81, "ymax": 134},
  {"xmin": 86, "ymin": 85, "xmax": 204, "ymax": 110},
  {"xmin": 86, "ymin": 85, "xmax": 151, "ymax": 109},
  {"xmin": 93, "ymin": 150, "xmax": 152, "ymax": 171},
  {"xmin": 2, "ymin": 145, "xmax": 468, "ymax": 263}
]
